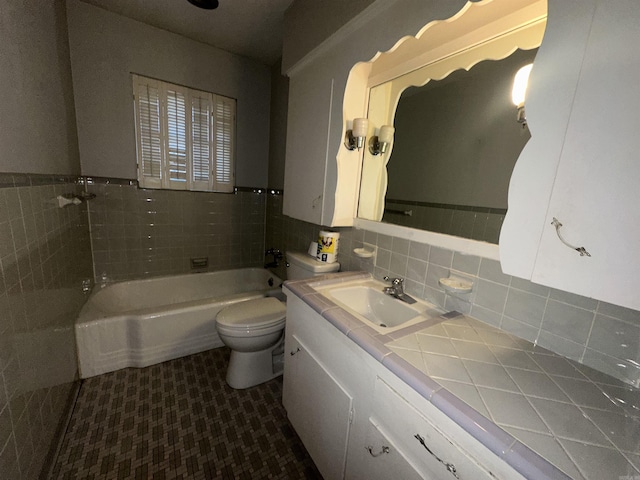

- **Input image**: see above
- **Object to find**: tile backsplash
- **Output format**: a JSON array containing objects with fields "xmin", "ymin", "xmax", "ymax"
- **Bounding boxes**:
[
  {"xmin": 0, "ymin": 174, "xmax": 93, "ymax": 479},
  {"xmin": 87, "ymin": 180, "xmax": 266, "ymax": 282},
  {"xmin": 339, "ymin": 229, "xmax": 640, "ymax": 387},
  {"xmin": 265, "ymin": 197, "xmax": 640, "ymax": 387}
]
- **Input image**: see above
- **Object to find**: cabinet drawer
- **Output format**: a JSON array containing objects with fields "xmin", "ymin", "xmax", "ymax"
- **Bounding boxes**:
[
  {"xmin": 371, "ymin": 377, "xmax": 494, "ymax": 480},
  {"xmin": 360, "ymin": 418, "xmax": 427, "ymax": 480}
]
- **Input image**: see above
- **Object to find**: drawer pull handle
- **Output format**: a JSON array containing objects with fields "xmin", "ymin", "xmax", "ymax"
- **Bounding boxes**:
[
  {"xmin": 290, "ymin": 347, "xmax": 301, "ymax": 356},
  {"xmin": 551, "ymin": 217, "xmax": 591, "ymax": 257},
  {"xmin": 366, "ymin": 445, "xmax": 390, "ymax": 457},
  {"xmin": 414, "ymin": 434, "xmax": 459, "ymax": 479}
]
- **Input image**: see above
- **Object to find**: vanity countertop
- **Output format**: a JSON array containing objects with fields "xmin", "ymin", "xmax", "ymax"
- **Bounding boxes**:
[{"xmin": 284, "ymin": 272, "xmax": 640, "ymax": 480}]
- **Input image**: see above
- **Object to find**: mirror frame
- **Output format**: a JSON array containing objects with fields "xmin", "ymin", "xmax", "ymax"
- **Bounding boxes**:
[{"xmin": 348, "ymin": 0, "xmax": 547, "ymax": 258}]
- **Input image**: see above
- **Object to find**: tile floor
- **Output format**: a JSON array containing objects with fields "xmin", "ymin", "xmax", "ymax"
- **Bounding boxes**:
[{"xmin": 50, "ymin": 348, "xmax": 321, "ymax": 479}]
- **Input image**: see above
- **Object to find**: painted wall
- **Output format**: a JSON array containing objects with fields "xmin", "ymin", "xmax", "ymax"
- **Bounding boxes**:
[
  {"xmin": 66, "ymin": 0, "xmax": 271, "ymax": 187},
  {"xmin": 0, "ymin": 0, "xmax": 80, "ymax": 175},
  {"xmin": 282, "ymin": 0, "xmax": 377, "ymax": 72},
  {"xmin": 268, "ymin": 61, "xmax": 289, "ymax": 190}
]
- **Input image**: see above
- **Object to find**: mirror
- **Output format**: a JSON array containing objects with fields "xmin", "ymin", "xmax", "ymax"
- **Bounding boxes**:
[
  {"xmin": 356, "ymin": 0, "xmax": 546, "ymax": 245},
  {"xmin": 383, "ymin": 48, "xmax": 537, "ymax": 244}
]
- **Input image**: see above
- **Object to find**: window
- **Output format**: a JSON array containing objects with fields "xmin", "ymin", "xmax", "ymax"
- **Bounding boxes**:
[{"xmin": 132, "ymin": 74, "xmax": 236, "ymax": 192}]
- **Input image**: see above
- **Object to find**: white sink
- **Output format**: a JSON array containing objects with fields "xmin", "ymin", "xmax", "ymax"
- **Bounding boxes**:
[{"xmin": 318, "ymin": 280, "xmax": 440, "ymax": 334}]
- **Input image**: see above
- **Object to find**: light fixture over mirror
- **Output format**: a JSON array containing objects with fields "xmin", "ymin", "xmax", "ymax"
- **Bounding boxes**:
[
  {"xmin": 369, "ymin": 125, "xmax": 395, "ymax": 155},
  {"xmin": 344, "ymin": 118, "xmax": 369, "ymax": 151},
  {"xmin": 512, "ymin": 63, "xmax": 533, "ymax": 124}
]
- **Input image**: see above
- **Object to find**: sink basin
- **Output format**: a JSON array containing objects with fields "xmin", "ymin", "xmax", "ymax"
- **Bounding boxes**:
[{"xmin": 318, "ymin": 280, "xmax": 441, "ymax": 334}]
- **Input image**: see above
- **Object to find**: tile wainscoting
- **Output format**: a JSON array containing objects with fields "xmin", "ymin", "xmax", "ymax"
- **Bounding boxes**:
[
  {"xmin": 0, "ymin": 173, "xmax": 93, "ymax": 479},
  {"xmin": 87, "ymin": 180, "xmax": 267, "ymax": 282}
]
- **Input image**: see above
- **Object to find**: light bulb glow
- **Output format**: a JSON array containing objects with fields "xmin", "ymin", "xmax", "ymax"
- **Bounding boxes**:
[{"xmin": 512, "ymin": 63, "xmax": 533, "ymax": 107}]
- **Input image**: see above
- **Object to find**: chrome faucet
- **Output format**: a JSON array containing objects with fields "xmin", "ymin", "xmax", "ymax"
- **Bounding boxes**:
[
  {"xmin": 382, "ymin": 276, "xmax": 417, "ymax": 304},
  {"xmin": 265, "ymin": 248, "xmax": 283, "ymax": 268}
]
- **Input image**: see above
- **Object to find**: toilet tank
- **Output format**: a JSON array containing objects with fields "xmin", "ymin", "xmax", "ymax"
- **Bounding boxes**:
[{"xmin": 286, "ymin": 251, "xmax": 340, "ymax": 280}]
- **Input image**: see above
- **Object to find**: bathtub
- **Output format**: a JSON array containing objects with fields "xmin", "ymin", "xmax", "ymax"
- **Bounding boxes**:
[{"xmin": 76, "ymin": 268, "xmax": 282, "ymax": 378}]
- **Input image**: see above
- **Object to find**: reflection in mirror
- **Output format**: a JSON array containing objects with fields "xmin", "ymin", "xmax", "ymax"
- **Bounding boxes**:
[{"xmin": 383, "ymin": 48, "xmax": 537, "ymax": 244}]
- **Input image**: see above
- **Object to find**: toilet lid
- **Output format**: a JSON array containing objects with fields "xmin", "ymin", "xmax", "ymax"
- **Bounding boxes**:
[{"xmin": 217, "ymin": 297, "xmax": 286, "ymax": 329}]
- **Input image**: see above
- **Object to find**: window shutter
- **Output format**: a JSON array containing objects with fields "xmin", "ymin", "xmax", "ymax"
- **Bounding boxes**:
[
  {"xmin": 132, "ymin": 75, "xmax": 236, "ymax": 193},
  {"xmin": 190, "ymin": 91, "xmax": 213, "ymax": 191},
  {"xmin": 213, "ymin": 95, "xmax": 235, "ymax": 193},
  {"xmin": 164, "ymin": 86, "xmax": 188, "ymax": 189},
  {"xmin": 133, "ymin": 76, "xmax": 162, "ymax": 189}
]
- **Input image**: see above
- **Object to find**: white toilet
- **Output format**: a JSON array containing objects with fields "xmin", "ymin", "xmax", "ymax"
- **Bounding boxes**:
[{"xmin": 216, "ymin": 251, "xmax": 340, "ymax": 389}]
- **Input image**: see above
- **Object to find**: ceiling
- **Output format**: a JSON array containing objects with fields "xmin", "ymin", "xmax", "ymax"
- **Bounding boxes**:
[{"xmin": 79, "ymin": 0, "xmax": 295, "ymax": 66}]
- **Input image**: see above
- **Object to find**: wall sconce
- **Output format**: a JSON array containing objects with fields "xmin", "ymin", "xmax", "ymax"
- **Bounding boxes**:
[
  {"xmin": 369, "ymin": 125, "xmax": 395, "ymax": 155},
  {"xmin": 344, "ymin": 118, "xmax": 369, "ymax": 151},
  {"xmin": 511, "ymin": 63, "xmax": 533, "ymax": 124}
]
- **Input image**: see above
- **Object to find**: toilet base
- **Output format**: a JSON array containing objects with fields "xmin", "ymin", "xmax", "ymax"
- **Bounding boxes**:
[{"xmin": 225, "ymin": 344, "xmax": 284, "ymax": 389}]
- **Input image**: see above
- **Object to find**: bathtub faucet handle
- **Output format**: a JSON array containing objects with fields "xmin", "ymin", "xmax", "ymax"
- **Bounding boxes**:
[
  {"xmin": 81, "ymin": 278, "xmax": 92, "ymax": 294},
  {"xmin": 265, "ymin": 248, "xmax": 283, "ymax": 268}
]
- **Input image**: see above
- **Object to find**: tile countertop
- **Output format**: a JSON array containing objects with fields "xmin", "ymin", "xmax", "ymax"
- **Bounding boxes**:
[{"xmin": 283, "ymin": 272, "xmax": 640, "ymax": 480}]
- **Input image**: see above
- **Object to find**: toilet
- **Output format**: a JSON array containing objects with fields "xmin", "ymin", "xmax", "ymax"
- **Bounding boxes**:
[{"xmin": 216, "ymin": 251, "xmax": 340, "ymax": 389}]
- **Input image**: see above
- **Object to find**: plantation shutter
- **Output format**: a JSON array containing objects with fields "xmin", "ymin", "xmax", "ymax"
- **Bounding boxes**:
[
  {"xmin": 133, "ymin": 75, "xmax": 163, "ymax": 189},
  {"xmin": 164, "ymin": 85, "xmax": 188, "ymax": 189},
  {"xmin": 213, "ymin": 95, "xmax": 235, "ymax": 193},
  {"xmin": 133, "ymin": 75, "xmax": 236, "ymax": 192},
  {"xmin": 190, "ymin": 91, "xmax": 213, "ymax": 191}
]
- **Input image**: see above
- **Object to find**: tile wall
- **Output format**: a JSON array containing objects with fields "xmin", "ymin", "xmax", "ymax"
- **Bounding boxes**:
[
  {"xmin": 384, "ymin": 199, "xmax": 505, "ymax": 244},
  {"xmin": 265, "ymin": 196, "xmax": 640, "ymax": 387},
  {"xmin": 87, "ymin": 180, "xmax": 266, "ymax": 282},
  {"xmin": 0, "ymin": 174, "xmax": 93, "ymax": 479}
]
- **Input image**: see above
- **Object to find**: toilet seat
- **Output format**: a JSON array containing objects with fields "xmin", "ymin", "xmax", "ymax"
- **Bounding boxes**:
[{"xmin": 216, "ymin": 297, "xmax": 285, "ymax": 336}]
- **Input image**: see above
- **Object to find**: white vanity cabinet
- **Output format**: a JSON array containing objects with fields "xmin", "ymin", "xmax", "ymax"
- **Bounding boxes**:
[
  {"xmin": 282, "ymin": 292, "xmax": 526, "ymax": 480},
  {"xmin": 500, "ymin": 0, "xmax": 640, "ymax": 311},
  {"xmin": 282, "ymin": 295, "xmax": 377, "ymax": 480},
  {"xmin": 283, "ymin": 333, "xmax": 354, "ymax": 480}
]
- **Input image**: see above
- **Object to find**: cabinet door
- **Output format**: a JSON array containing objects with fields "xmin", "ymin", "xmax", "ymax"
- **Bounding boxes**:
[
  {"xmin": 284, "ymin": 334, "xmax": 353, "ymax": 480},
  {"xmin": 283, "ymin": 67, "xmax": 335, "ymax": 225},
  {"xmin": 529, "ymin": 0, "xmax": 640, "ymax": 311},
  {"xmin": 502, "ymin": 0, "xmax": 640, "ymax": 311}
]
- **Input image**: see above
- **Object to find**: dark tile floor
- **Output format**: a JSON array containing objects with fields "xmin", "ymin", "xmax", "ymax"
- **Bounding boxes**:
[{"xmin": 50, "ymin": 348, "xmax": 322, "ymax": 479}]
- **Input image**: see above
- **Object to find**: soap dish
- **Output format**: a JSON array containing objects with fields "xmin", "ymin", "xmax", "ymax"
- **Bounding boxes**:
[
  {"xmin": 439, "ymin": 277, "xmax": 473, "ymax": 294},
  {"xmin": 354, "ymin": 248, "xmax": 375, "ymax": 258},
  {"xmin": 353, "ymin": 242, "xmax": 377, "ymax": 260}
]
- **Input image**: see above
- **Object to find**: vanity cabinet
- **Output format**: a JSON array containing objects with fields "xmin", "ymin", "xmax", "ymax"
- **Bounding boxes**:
[
  {"xmin": 282, "ymin": 292, "xmax": 526, "ymax": 480},
  {"xmin": 283, "ymin": 334, "xmax": 353, "ymax": 480},
  {"xmin": 500, "ymin": 0, "xmax": 640, "ymax": 311}
]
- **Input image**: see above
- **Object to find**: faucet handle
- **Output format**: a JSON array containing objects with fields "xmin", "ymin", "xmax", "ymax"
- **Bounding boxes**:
[{"xmin": 383, "ymin": 276, "xmax": 404, "ymax": 286}]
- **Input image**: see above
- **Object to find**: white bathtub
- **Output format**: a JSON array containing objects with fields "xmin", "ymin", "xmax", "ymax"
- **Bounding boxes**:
[{"xmin": 76, "ymin": 268, "xmax": 282, "ymax": 378}]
